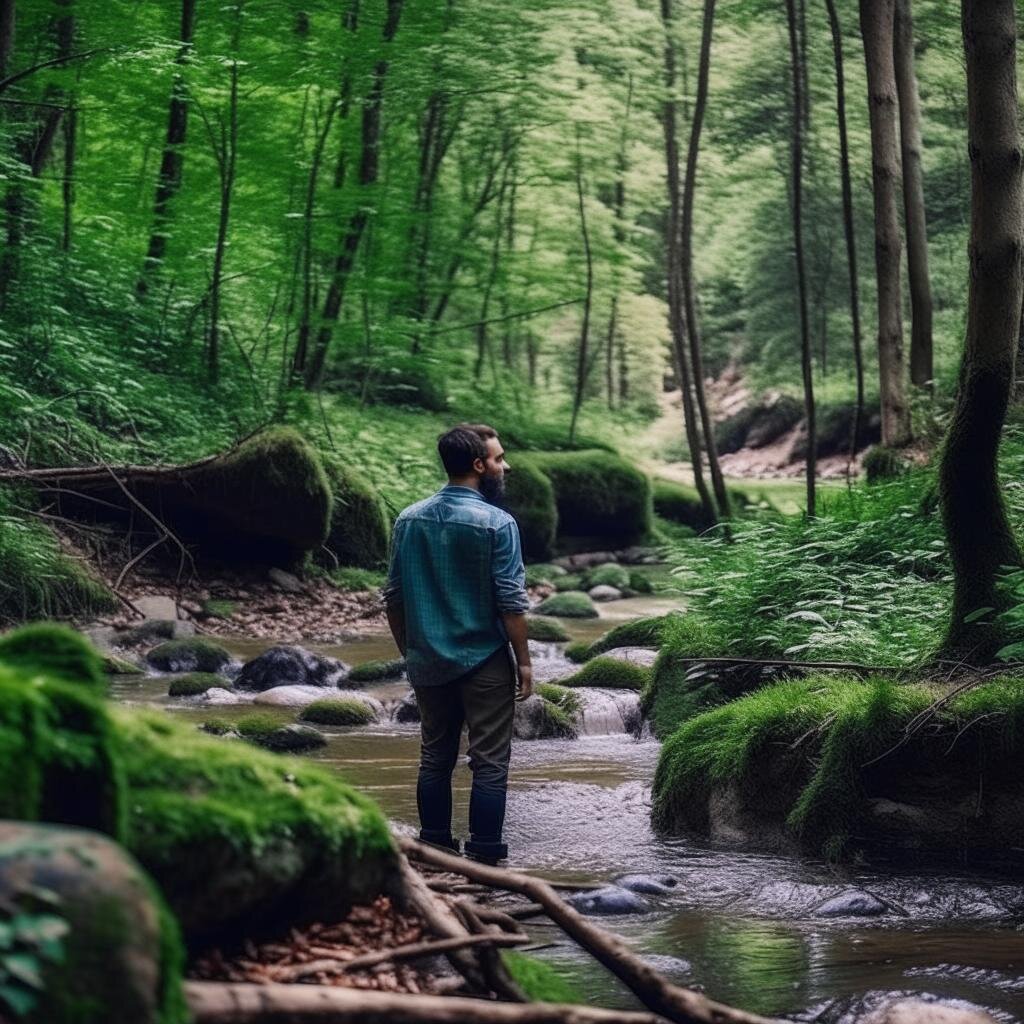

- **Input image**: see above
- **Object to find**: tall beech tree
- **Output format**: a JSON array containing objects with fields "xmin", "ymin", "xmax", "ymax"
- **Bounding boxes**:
[
  {"xmin": 859, "ymin": 0, "xmax": 911, "ymax": 447},
  {"xmin": 938, "ymin": 0, "xmax": 1023, "ymax": 660},
  {"xmin": 681, "ymin": 0, "xmax": 730, "ymax": 519},
  {"xmin": 894, "ymin": 0, "xmax": 933, "ymax": 389}
]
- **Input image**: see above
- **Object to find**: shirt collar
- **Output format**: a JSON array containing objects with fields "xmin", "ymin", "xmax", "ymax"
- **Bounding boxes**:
[{"xmin": 441, "ymin": 484, "xmax": 485, "ymax": 501}]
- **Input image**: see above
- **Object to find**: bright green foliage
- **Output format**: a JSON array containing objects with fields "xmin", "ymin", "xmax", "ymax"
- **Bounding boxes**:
[
  {"xmin": 561, "ymin": 657, "xmax": 650, "ymax": 690},
  {"xmin": 300, "ymin": 699, "xmax": 376, "ymax": 726},
  {"xmin": 501, "ymin": 951, "xmax": 584, "ymax": 1003},
  {"xmin": 563, "ymin": 641, "xmax": 591, "ymax": 663},
  {"xmin": 0, "ymin": 623, "xmax": 106, "ymax": 689},
  {"xmin": 347, "ymin": 658, "xmax": 406, "ymax": 683},
  {"xmin": 319, "ymin": 458, "xmax": 390, "ymax": 570},
  {"xmin": 585, "ymin": 613, "xmax": 683, "ymax": 658},
  {"xmin": 503, "ymin": 459, "xmax": 558, "ymax": 561},
  {"xmin": 146, "ymin": 639, "xmax": 232, "ymax": 674},
  {"xmin": 584, "ymin": 563, "xmax": 630, "ymax": 590},
  {"xmin": 166, "ymin": 673, "xmax": 223, "ymax": 698},
  {"xmin": 526, "ymin": 617, "xmax": 571, "ymax": 642},
  {"xmin": 533, "ymin": 592, "xmax": 598, "ymax": 619},
  {"xmin": 531, "ymin": 683, "xmax": 581, "ymax": 738},
  {"xmin": 554, "ymin": 574, "xmax": 585, "ymax": 593},
  {"xmin": 233, "ymin": 712, "xmax": 288, "ymax": 740},
  {"xmin": 535, "ymin": 682, "xmax": 583, "ymax": 717}
]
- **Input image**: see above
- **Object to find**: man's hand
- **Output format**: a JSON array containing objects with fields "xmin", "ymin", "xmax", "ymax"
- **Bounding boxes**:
[{"xmin": 515, "ymin": 663, "xmax": 533, "ymax": 702}]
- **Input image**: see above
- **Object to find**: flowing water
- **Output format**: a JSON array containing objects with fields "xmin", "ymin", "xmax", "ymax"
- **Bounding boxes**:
[{"xmin": 108, "ymin": 600, "xmax": 1024, "ymax": 1021}]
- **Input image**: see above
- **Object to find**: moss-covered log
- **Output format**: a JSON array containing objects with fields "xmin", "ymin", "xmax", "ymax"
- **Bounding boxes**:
[{"xmin": 318, "ymin": 458, "xmax": 390, "ymax": 570}]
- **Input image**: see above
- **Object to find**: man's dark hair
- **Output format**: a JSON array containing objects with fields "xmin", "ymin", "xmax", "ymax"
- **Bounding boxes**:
[{"xmin": 438, "ymin": 423, "xmax": 497, "ymax": 476}]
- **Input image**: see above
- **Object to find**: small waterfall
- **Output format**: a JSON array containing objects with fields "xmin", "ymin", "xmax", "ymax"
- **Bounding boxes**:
[{"xmin": 575, "ymin": 687, "xmax": 642, "ymax": 736}]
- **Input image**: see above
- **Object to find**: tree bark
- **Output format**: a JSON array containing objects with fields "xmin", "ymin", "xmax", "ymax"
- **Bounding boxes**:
[
  {"xmin": 894, "ymin": 0, "xmax": 933, "ymax": 389},
  {"xmin": 681, "ymin": 0, "xmax": 730, "ymax": 518},
  {"xmin": 137, "ymin": 0, "xmax": 197, "ymax": 296},
  {"xmin": 0, "ymin": 0, "xmax": 13, "ymax": 81},
  {"xmin": 859, "ymin": 0, "xmax": 911, "ymax": 447},
  {"xmin": 660, "ymin": 0, "xmax": 716, "ymax": 527},
  {"xmin": 786, "ymin": 0, "xmax": 816, "ymax": 516},
  {"xmin": 568, "ymin": 128, "xmax": 594, "ymax": 445},
  {"xmin": 938, "ymin": 0, "xmax": 1023, "ymax": 661},
  {"xmin": 824, "ymin": 0, "xmax": 866, "ymax": 470}
]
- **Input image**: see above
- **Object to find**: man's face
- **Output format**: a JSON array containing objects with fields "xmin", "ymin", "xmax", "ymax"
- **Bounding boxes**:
[{"xmin": 477, "ymin": 436, "xmax": 510, "ymax": 504}]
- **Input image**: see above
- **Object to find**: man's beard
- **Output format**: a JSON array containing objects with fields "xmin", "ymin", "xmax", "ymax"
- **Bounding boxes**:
[{"xmin": 480, "ymin": 472, "xmax": 506, "ymax": 505}]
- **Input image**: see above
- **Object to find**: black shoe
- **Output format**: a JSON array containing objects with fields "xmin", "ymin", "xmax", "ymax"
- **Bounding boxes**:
[
  {"xmin": 464, "ymin": 839, "xmax": 507, "ymax": 865},
  {"xmin": 419, "ymin": 831, "xmax": 461, "ymax": 855}
]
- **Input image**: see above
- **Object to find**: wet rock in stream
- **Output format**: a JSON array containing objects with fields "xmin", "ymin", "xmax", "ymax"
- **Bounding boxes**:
[
  {"xmin": 615, "ymin": 872, "xmax": 680, "ymax": 895},
  {"xmin": 235, "ymin": 644, "xmax": 349, "ymax": 691},
  {"xmin": 814, "ymin": 889, "xmax": 892, "ymax": 918},
  {"xmin": 569, "ymin": 885, "xmax": 649, "ymax": 916}
]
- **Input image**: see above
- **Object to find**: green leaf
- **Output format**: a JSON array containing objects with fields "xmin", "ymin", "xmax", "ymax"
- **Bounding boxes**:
[
  {"xmin": 963, "ymin": 607, "xmax": 994, "ymax": 624},
  {"xmin": 2, "ymin": 953, "xmax": 43, "ymax": 990},
  {"xmin": 0, "ymin": 982, "xmax": 37, "ymax": 1016}
]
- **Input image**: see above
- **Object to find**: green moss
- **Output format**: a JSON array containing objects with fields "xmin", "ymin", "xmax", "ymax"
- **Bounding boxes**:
[
  {"xmin": 146, "ymin": 638, "xmax": 232, "ymax": 673},
  {"xmin": 234, "ymin": 712, "xmax": 287, "ymax": 739},
  {"xmin": 524, "ymin": 450, "xmax": 652, "ymax": 550},
  {"xmin": 554, "ymin": 574, "xmax": 585, "ymax": 593},
  {"xmin": 319, "ymin": 458, "xmax": 390, "ymax": 570},
  {"xmin": 628, "ymin": 570, "xmax": 655, "ymax": 594},
  {"xmin": 561, "ymin": 656, "xmax": 650, "ymax": 690},
  {"xmin": 584, "ymin": 563, "xmax": 630, "ymax": 590},
  {"xmin": 503, "ymin": 458, "xmax": 558, "ymax": 560},
  {"xmin": 103, "ymin": 653, "xmax": 142, "ymax": 675},
  {"xmin": 526, "ymin": 617, "xmax": 571, "ymax": 642},
  {"xmin": 347, "ymin": 658, "xmax": 405, "ymax": 683},
  {"xmin": 0, "ymin": 622, "xmax": 106, "ymax": 689},
  {"xmin": 585, "ymin": 612, "xmax": 683, "ymax": 658},
  {"xmin": 201, "ymin": 598, "xmax": 237, "ymax": 620},
  {"xmin": 501, "ymin": 951, "xmax": 583, "ymax": 1003},
  {"xmin": 167, "ymin": 673, "xmax": 223, "ymax": 697},
  {"xmin": 199, "ymin": 718, "xmax": 234, "ymax": 736},
  {"xmin": 525, "ymin": 564, "xmax": 557, "ymax": 587},
  {"xmin": 300, "ymin": 698, "xmax": 376, "ymax": 726},
  {"xmin": 327, "ymin": 566, "xmax": 386, "ymax": 591},
  {"xmin": 653, "ymin": 479, "xmax": 712, "ymax": 531},
  {"xmin": 535, "ymin": 682, "xmax": 582, "ymax": 718},
  {"xmin": 533, "ymin": 592, "xmax": 598, "ymax": 619},
  {"xmin": 563, "ymin": 640, "xmax": 590, "ymax": 664}
]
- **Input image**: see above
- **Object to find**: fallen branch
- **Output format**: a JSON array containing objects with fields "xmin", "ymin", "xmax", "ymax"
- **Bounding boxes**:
[
  {"xmin": 185, "ymin": 981, "xmax": 671, "ymax": 1024},
  {"xmin": 270, "ymin": 932, "xmax": 530, "ymax": 983},
  {"xmin": 672, "ymin": 655, "xmax": 900, "ymax": 677},
  {"xmin": 401, "ymin": 839, "xmax": 777, "ymax": 1024}
]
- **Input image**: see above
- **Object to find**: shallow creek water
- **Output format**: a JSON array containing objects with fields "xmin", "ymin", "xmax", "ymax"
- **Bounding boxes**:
[{"xmin": 109, "ymin": 599, "xmax": 1024, "ymax": 1021}]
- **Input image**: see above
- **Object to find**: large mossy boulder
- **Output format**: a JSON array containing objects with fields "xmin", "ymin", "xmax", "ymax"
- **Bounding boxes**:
[
  {"xmin": 117, "ymin": 709, "xmax": 395, "ymax": 940},
  {"xmin": 319, "ymin": 459, "xmax": 390, "ymax": 570},
  {"xmin": 235, "ymin": 645, "xmax": 348, "ymax": 692},
  {"xmin": 534, "ymin": 592, "xmax": 599, "ymax": 619},
  {"xmin": 146, "ymin": 638, "xmax": 232, "ymax": 674},
  {"xmin": 0, "ymin": 822, "xmax": 186, "ymax": 1024},
  {"xmin": 300, "ymin": 697, "xmax": 377, "ymax": 726},
  {"xmin": 503, "ymin": 457, "xmax": 558, "ymax": 560},
  {"xmin": 584, "ymin": 611, "xmax": 685, "ymax": 660},
  {"xmin": 653, "ymin": 480, "xmax": 714, "ymax": 531},
  {"xmin": 561, "ymin": 656, "xmax": 651, "ymax": 691},
  {"xmin": 347, "ymin": 657, "xmax": 406, "ymax": 683}
]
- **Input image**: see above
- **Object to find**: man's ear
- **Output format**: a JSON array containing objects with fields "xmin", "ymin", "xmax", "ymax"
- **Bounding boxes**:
[{"xmin": 472, "ymin": 457, "xmax": 486, "ymax": 475}]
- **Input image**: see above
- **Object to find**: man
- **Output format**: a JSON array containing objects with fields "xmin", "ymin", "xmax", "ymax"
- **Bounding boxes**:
[{"xmin": 383, "ymin": 423, "xmax": 532, "ymax": 864}]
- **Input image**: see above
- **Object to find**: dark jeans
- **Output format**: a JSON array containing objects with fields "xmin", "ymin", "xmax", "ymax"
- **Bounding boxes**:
[{"xmin": 413, "ymin": 646, "xmax": 515, "ymax": 860}]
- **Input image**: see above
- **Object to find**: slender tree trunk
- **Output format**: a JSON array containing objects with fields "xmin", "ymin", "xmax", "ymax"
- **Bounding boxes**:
[
  {"xmin": 137, "ymin": 0, "xmax": 197, "ymax": 296},
  {"xmin": 0, "ymin": 0, "xmax": 14, "ymax": 81},
  {"xmin": 60, "ymin": 100, "xmax": 75, "ymax": 250},
  {"xmin": 786, "ymin": 0, "xmax": 816, "ymax": 516},
  {"xmin": 824, "ymin": 0, "xmax": 866, "ymax": 470},
  {"xmin": 660, "ymin": 0, "xmax": 715, "ymax": 526},
  {"xmin": 859, "ymin": 0, "xmax": 911, "ymax": 446},
  {"xmin": 474, "ymin": 160, "xmax": 509, "ymax": 382},
  {"xmin": 568, "ymin": 130, "xmax": 593, "ymax": 445},
  {"xmin": 938, "ymin": 0, "xmax": 1023, "ymax": 661},
  {"xmin": 304, "ymin": 0, "xmax": 404, "ymax": 390},
  {"xmin": 894, "ymin": 0, "xmax": 933, "ymax": 389},
  {"xmin": 681, "ymin": 0, "xmax": 730, "ymax": 518}
]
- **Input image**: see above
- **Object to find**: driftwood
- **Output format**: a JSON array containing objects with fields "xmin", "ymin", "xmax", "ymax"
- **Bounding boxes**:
[
  {"xmin": 402, "ymin": 839, "xmax": 777, "ymax": 1024},
  {"xmin": 184, "ymin": 981, "xmax": 671, "ymax": 1024}
]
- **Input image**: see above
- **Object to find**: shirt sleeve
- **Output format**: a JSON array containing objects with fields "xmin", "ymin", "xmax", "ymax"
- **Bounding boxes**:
[
  {"xmin": 492, "ymin": 520, "xmax": 529, "ymax": 613},
  {"xmin": 381, "ymin": 519, "xmax": 404, "ymax": 607}
]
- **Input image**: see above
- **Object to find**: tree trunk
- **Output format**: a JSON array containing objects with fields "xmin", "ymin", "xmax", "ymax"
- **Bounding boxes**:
[
  {"xmin": 568, "ymin": 129, "xmax": 594, "ymax": 445},
  {"xmin": 894, "ymin": 0, "xmax": 933, "ymax": 390},
  {"xmin": 474, "ymin": 159, "xmax": 510, "ymax": 383},
  {"xmin": 681, "ymin": 0, "xmax": 730, "ymax": 518},
  {"xmin": 660, "ymin": 0, "xmax": 716, "ymax": 526},
  {"xmin": 786, "ymin": 0, "xmax": 816, "ymax": 516},
  {"xmin": 60, "ymin": 100, "xmax": 75, "ymax": 250},
  {"xmin": 0, "ymin": 0, "xmax": 14, "ymax": 81},
  {"xmin": 137, "ymin": 0, "xmax": 197, "ymax": 296},
  {"xmin": 824, "ymin": 0, "xmax": 866, "ymax": 469},
  {"xmin": 937, "ymin": 0, "xmax": 1023, "ymax": 661},
  {"xmin": 859, "ymin": 0, "xmax": 911, "ymax": 447}
]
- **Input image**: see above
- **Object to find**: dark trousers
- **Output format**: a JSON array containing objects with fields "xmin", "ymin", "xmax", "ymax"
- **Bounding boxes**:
[{"xmin": 413, "ymin": 646, "xmax": 515, "ymax": 860}]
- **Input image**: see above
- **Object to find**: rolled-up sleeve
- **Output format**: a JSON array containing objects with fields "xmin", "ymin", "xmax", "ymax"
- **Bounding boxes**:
[
  {"xmin": 381, "ymin": 520, "xmax": 404, "ymax": 607},
  {"xmin": 492, "ymin": 521, "xmax": 529, "ymax": 613}
]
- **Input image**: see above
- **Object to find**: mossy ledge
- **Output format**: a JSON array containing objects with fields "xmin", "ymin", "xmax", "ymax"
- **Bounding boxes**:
[
  {"xmin": 652, "ymin": 674, "xmax": 1024, "ymax": 868},
  {"xmin": 561, "ymin": 656, "xmax": 651, "ymax": 691}
]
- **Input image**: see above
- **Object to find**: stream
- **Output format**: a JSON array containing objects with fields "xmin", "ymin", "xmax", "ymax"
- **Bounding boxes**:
[{"xmin": 108, "ymin": 595, "xmax": 1024, "ymax": 1022}]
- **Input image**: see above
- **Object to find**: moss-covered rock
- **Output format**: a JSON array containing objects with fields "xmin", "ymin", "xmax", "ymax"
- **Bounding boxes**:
[
  {"xmin": 167, "ymin": 673, "xmax": 223, "ymax": 698},
  {"xmin": 234, "ymin": 712, "xmax": 328, "ymax": 751},
  {"xmin": 584, "ymin": 563, "xmax": 630, "ymax": 590},
  {"xmin": 534, "ymin": 592, "xmax": 598, "ymax": 619},
  {"xmin": 561, "ymin": 656, "xmax": 650, "ymax": 690},
  {"xmin": 0, "ymin": 822, "xmax": 186, "ymax": 1024},
  {"xmin": 525, "ymin": 450, "xmax": 652, "ymax": 551},
  {"xmin": 346, "ymin": 657, "xmax": 405, "ymax": 683},
  {"xmin": 653, "ymin": 480, "xmax": 713, "ymax": 531},
  {"xmin": 146, "ymin": 638, "xmax": 232, "ymax": 674},
  {"xmin": 525, "ymin": 563, "xmax": 567, "ymax": 587},
  {"xmin": 513, "ymin": 691, "xmax": 578, "ymax": 740},
  {"xmin": 628, "ymin": 570, "xmax": 655, "ymax": 594},
  {"xmin": 300, "ymin": 698, "xmax": 376, "ymax": 726},
  {"xmin": 526, "ymin": 617, "xmax": 571, "ymax": 642},
  {"xmin": 103, "ymin": 652, "xmax": 143, "ymax": 675},
  {"xmin": 584, "ymin": 612, "xmax": 684, "ymax": 659},
  {"xmin": 319, "ymin": 459, "xmax": 390, "ymax": 570},
  {"xmin": 563, "ymin": 640, "xmax": 590, "ymax": 663},
  {"xmin": 554, "ymin": 573, "xmax": 585, "ymax": 593},
  {"xmin": 116, "ymin": 709, "xmax": 395, "ymax": 940},
  {"xmin": 503, "ymin": 458, "xmax": 558, "ymax": 561},
  {"xmin": 235, "ymin": 645, "xmax": 347, "ymax": 691},
  {"xmin": 0, "ymin": 622, "xmax": 106, "ymax": 689}
]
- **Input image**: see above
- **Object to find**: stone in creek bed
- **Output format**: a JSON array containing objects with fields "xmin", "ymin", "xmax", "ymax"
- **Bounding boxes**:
[
  {"xmin": 254, "ymin": 685, "xmax": 383, "ymax": 720},
  {"xmin": 860, "ymin": 995, "xmax": 1000, "ymax": 1024},
  {"xmin": 234, "ymin": 644, "xmax": 349, "ymax": 691},
  {"xmin": 814, "ymin": 889, "xmax": 889, "ymax": 917},
  {"xmin": 569, "ymin": 885, "xmax": 649, "ymax": 916},
  {"xmin": 197, "ymin": 686, "xmax": 244, "ymax": 706},
  {"xmin": 614, "ymin": 873, "xmax": 679, "ymax": 895},
  {"xmin": 588, "ymin": 584, "xmax": 623, "ymax": 602},
  {"xmin": 392, "ymin": 691, "xmax": 420, "ymax": 724}
]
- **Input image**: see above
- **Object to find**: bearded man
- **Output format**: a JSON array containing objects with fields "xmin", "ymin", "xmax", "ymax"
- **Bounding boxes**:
[{"xmin": 383, "ymin": 423, "xmax": 532, "ymax": 864}]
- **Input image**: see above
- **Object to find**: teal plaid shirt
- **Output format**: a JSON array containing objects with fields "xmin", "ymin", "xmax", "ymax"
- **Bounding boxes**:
[{"xmin": 382, "ymin": 485, "xmax": 529, "ymax": 687}]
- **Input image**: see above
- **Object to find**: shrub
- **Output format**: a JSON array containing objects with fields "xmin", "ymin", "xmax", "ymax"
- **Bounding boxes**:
[
  {"xmin": 863, "ymin": 445, "xmax": 906, "ymax": 484},
  {"xmin": 347, "ymin": 658, "xmax": 406, "ymax": 683},
  {"xmin": 585, "ymin": 563, "xmax": 630, "ymax": 590},
  {"xmin": 526, "ymin": 617, "xmax": 571, "ymax": 642},
  {"xmin": 561, "ymin": 657, "xmax": 650, "ymax": 690},
  {"xmin": 300, "ymin": 698, "xmax": 376, "ymax": 726},
  {"xmin": 533, "ymin": 592, "xmax": 598, "ymax": 619},
  {"xmin": 167, "ymin": 673, "xmax": 223, "ymax": 698},
  {"xmin": 319, "ymin": 458, "xmax": 390, "ymax": 570},
  {"xmin": 146, "ymin": 639, "xmax": 232, "ymax": 674},
  {"xmin": 503, "ymin": 458, "xmax": 558, "ymax": 560}
]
